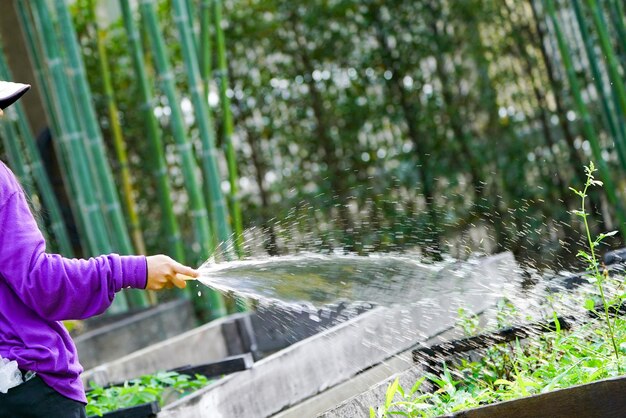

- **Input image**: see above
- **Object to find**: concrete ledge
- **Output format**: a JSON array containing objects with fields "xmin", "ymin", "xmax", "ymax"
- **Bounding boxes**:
[
  {"xmin": 75, "ymin": 299, "xmax": 197, "ymax": 370},
  {"xmin": 276, "ymin": 323, "xmax": 468, "ymax": 418},
  {"xmin": 81, "ymin": 312, "xmax": 247, "ymax": 387},
  {"xmin": 81, "ymin": 301, "xmax": 369, "ymax": 388}
]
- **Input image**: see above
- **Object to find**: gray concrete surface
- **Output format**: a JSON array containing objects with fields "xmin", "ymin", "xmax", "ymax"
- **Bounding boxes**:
[
  {"xmin": 81, "ymin": 312, "xmax": 246, "ymax": 387},
  {"xmin": 275, "ymin": 323, "xmax": 467, "ymax": 418},
  {"xmin": 76, "ymin": 299, "xmax": 197, "ymax": 372}
]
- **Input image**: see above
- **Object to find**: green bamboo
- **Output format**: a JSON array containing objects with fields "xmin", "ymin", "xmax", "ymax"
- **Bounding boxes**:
[
  {"xmin": 30, "ymin": 0, "xmax": 108, "ymax": 254},
  {"xmin": 54, "ymin": 0, "xmax": 147, "ymax": 308},
  {"xmin": 0, "ymin": 42, "xmax": 74, "ymax": 257},
  {"xmin": 545, "ymin": 0, "xmax": 626, "ymax": 236},
  {"xmin": 608, "ymin": 0, "xmax": 626, "ymax": 62},
  {"xmin": 46, "ymin": 1, "xmax": 108, "ymax": 246},
  {"xmin": 139, "ymin": 0, "xmax": 226, "ymax": 320},
  {"xmin": 53, "ymin": 2, "xmax": 133, "ymax": 248},
  {"xmin": 185, "ymin": 0, "xmax": 199, "ymax": 55},
  {"xmin": 200, "ymin": 0, "xmax": 212, "ymax": 100},
  {"xmin": 0, "ymin": 111, "xmax": 32, "ymax": 194},
  {"xmin": 172, "ymin": 0, "xmax": 232, "ymax": 251},
  {"xmin": 585, "ymin": 0, "xmax": 626, "ymax": 120},
  {"xmin": 571, "ymin": 0, "xmax": 626, "ymax": 169},
  {"xmin": 119, "ymin": 0, "xmax": 185, "ymax": 264},
  {"xmin": 92, "ymin": 1, "xmax": 147, "ymax": 257},
  {"xmin": 0, "ymin": 116, "xmax": 53, "ymax": 246},
  {"xmin": 16, "ymin": 0, "xmax": 87, "ymax": 256},
  {"xmin": 29, "ymin": 0, "xmax": 129, "ymax": 312},
  {"xmin": 212, "ymin": 0, "xmax": 244, "ymax": 255}
]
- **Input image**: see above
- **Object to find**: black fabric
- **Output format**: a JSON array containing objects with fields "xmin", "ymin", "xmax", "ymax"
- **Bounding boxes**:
[{"xmin": 0, "ymin": 375, "xmax": 86, "ymax": 418}]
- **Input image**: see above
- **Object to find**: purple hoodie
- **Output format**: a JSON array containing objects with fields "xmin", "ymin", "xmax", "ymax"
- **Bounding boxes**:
[{"xmin": 0, "ymin": 161, "xmax": 147, "ymax": 403}]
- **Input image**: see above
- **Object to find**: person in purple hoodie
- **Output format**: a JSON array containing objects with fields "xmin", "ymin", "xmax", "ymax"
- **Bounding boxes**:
[{"xmin": 0, "ymin": 81, "xmax": 200, "ymax": 417}]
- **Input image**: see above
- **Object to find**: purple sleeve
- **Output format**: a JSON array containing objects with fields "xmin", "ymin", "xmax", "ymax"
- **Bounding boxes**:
[{"xmin": 0, "ymin": 190, "xmax": 147, "ymax": 321}]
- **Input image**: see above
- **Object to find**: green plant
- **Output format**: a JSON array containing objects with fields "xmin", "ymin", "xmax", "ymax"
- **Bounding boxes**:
[
  {"xmin": 456, "ymin": 307, "xmax": 479, "ymax": 337},
  {"xmin": 570, "ymin": 161, "xmax": 621, "ymax": 372},
  {"xmin": 86, "ymin": 371, "xmax": 211, "ymax": 417},
  {"xmin": 374, "ymin": 315, "xmax": 626, "ymax": 417}
]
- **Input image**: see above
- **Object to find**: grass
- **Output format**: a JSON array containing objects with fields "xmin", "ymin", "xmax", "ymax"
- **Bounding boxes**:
[{"xmin": 372, "ymin": 163, "xmax": 626, "ymax": 417}]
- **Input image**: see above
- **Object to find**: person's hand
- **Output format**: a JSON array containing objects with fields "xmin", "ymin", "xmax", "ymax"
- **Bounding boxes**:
[{"xmin": 146, "ymin": 255, "xmax": 199, "ymax": 290}]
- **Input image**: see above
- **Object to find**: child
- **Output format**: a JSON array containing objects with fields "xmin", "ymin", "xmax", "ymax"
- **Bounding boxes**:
[{"xmin": 0, "ymin": 80, "xmax": 198, "ymax": 417}]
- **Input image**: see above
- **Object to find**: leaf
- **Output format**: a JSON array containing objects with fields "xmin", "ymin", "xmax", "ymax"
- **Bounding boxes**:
[
  {"xmin": 576, "ymin": 250, "xmax": 592, "ymax": 261},
  {"xmin": 569, "ymin": 187, "xmax": 585, "ymax": 197},
  {"xmin": 584, "ymin": 299, "xmax": 596, "ymax": 311},
  {"xmin": 385, "ymin": 378, "xmax": 399, "ymax": 409},
  {"xmin": 572, "ymin": 209, "xmax": 587, "ymax": 218},
  {"xmin": 369, "ymin": 407, "xmax": 376, "ymax": 418},
  {"xmin": 409, "ymin": 377, "xmax": 426, "ymax": 396},
  {"xmin": 494, "ymin": 379, "xmax": 513, "ymax": 386}
]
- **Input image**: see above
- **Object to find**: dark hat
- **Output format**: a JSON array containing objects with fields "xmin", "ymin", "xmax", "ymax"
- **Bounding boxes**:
[{"xmin": 0, "ymin": 81, "xmax": 30, "ymax": 110}]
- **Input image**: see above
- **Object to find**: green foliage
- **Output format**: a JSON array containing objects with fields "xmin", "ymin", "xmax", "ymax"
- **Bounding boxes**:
[
  {"xmin": 456, "ymin": 307, "xmax": 479, "ymax": 337},
  {"xmin": 8, "ymin": 0, "xmax": 624, "ymax": 268},
  {"xmin": 85, "ymin": 371, "xmax": 211, "ymax": 417},
  {"xmin": 374, "ymin": 316, "xmax": 626, "ymax": 417},
  {"xmin": 58, "ymin": 0, "xmax": 626, "ymax": 264}
]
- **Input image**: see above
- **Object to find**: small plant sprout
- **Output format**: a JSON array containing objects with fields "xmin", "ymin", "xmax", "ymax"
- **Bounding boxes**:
[{"xmin": 570, "ymin": 161, "xmax": 621, "ymax": 373}]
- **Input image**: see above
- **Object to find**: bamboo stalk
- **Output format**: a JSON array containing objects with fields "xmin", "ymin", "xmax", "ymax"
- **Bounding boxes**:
[
  {"xmin": 0, "ymin": 116, "xmax": 54, "ymax": 247},
  {"xmin": 0, "ymin": 110, "xmax": 32, "ymax": 194},
  {"xmin": 212, "ymin": 0, "xmax": 244, "ymax": 256},
  {"xmin": 91, "ymin": 1, "xmax": 147, "ymax": 256},
  {"xmin": 172, "ymin": 0, "xmax": 232, "ymax": 252},
  {"xmin": 54, "ymin": 0, "xmax": 147, "ymax": 308},
  {"xmin": 119, "ymin": 0, "xmax": 185, "ymax": 264},
  {"xmin": 607, "ymin": 0, "xmax": 626, "ymax": 62},
  {"xmin": 139, "ymin": 0, "xmax": 226, "ymax": 320},
  {"xmin": 571, "ymin": 0, "xmax": 626, "ymax": 169},
  {"xmin": 200, "ymin": 0, "xmax": 212, "ymax": 100},
  {"xmin": 16, "ymin": 0, "xmax": 87, "ymax": 257},
  {"xmin": 545, "ymin": 0, "xmax": 626, "ymax": 236},
  {"xmin": 53, "ymin": 2, "xmax": 134, "ymax": 249},
  {"xmin": 29, "ymin": 0, "xmax": 129, "ymax": 312},
  {"xmin": 185, "ymin": 0, "xmax": 199, "ymax": 55},
  {"xmin": 30, "ymin": 0, "xmax": 109, "ymax": 254},
  {"xmin": 585, "ymin": 0, "xmax": 626, "ymax": 120},
  {"xmin": 0, "ymin": 41, "xmax": 74, "ymax": 257}
]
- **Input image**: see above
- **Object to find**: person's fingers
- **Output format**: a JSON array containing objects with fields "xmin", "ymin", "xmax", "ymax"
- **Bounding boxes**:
[
  {"xmin": 164, "ymin": 282, "xmax": 174, "ymax": 290},
  {"xmin": 171, "ymin": 274, "xmax": 187, "ymax": 289},
  {"xmin": 172, "ymin": 261, "xmax": 199, "ymax": 278},
  {"xmin": 175, "ymin": 273, "xmax": 196, "ymax": 282}
]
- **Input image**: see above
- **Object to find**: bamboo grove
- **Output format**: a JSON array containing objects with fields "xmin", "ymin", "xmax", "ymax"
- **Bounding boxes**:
[{"xmin": 0, "ymin": 0, "xmax": 624, "ymax": 315}]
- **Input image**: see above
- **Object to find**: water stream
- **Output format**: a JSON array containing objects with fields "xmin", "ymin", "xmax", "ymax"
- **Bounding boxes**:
[{"xmin": 197, "ymin": 253, "xmax": 495, "ymax": 307}]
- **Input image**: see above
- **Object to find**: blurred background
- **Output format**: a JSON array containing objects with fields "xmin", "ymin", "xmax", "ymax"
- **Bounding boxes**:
[{"xmin": 1, "ymin": 0, "xmax": 625, "ymax": 315}]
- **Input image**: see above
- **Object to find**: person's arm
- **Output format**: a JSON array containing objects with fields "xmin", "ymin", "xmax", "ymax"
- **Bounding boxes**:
[{"xmin": 0, "ymin": 188, "xmax": 197, "ymax": 321}]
